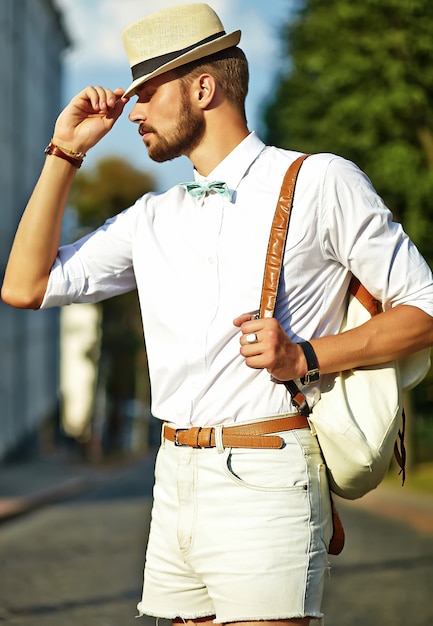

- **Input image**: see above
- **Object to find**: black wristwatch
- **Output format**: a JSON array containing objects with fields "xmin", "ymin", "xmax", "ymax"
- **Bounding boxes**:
[{"xmin": 299, "ymin": 341, "xmax": 320, "ymax": 385}]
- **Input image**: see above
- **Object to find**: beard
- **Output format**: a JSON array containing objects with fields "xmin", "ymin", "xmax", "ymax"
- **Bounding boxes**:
[{"xmin": 142, "ymin": 90, "xmax": 205, "ymax": 163}]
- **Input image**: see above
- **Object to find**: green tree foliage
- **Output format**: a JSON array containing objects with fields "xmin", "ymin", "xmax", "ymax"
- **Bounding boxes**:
[
  {"xmin": 69, "ymin": 156, "xmax": 155, "ymax": 455},
  {"xmin": 264, "ymin": 0, "xmax": 433, "ymax": 262},
  {"xmin": 263, "ymin": 0, "xmax": 433, "ymax": 451}
]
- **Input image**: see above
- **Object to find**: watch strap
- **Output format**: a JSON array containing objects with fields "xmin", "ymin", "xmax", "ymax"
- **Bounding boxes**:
[{"xmin": 299, "ymin": 341, "xmax": 320, "ymax": 385}]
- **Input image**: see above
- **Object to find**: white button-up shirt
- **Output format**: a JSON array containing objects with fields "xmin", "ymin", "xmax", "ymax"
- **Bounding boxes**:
[{"xmin": 41, "ymin": 132, "xmax": 433, "ymax": 427}]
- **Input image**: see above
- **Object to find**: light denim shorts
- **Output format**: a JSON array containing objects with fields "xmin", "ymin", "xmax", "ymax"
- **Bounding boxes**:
[{"xmin": 137, "ymin": 423, "xmax": 332, "ymax": 623}]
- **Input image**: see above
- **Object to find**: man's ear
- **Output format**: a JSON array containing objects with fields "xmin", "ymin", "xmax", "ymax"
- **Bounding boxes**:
[{"xmin": 194, "ymin": 74, "xmax": 217, "ymax": 108}]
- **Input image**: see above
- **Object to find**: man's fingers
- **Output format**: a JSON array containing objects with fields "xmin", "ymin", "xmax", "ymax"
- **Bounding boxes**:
[
  {"xmin": 90, "ymin": 85, "xmax": 114, "ymax": 110},
  {"xmin": 77, "ymin": 86, "xmax": 127, "ymax": 114},
  {"xmin": 233, "ymin": 313, "xmax": 255, "ymax": 328}
]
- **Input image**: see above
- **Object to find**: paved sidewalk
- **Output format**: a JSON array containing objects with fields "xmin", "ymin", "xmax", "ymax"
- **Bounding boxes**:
[
  {"xmin": 340, "ymin": 477, "xmax": 433, "ymax": 536},
  {"xmin": 0, "ymin": 450, "xmax": 141, "ymax": 521}
]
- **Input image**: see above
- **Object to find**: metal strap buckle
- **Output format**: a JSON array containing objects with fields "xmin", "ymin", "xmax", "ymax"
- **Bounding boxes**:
[
  {"xmin": 174, "ymin": 428, "xmax": 188, "ymax": 446},
  {"xmin": 302, "ymin": 368, "xmax": 320, "ymax": 385}
]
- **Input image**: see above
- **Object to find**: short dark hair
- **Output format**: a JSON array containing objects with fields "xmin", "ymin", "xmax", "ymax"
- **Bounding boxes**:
[{"xmin": 173, "ymin": 47, "xmax": 249, "ymax": 122}]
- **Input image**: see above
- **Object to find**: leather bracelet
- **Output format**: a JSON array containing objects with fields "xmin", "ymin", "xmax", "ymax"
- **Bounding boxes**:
[
  {"xmin": 299, "ymin": 340, "xmax": 320, "ymax": 385},
  {"xmin": 44, "ymin": 142, "xmax": 85, "ymax": 169},
  {"xmin": 49, "ymin": 139, "xmax": 86, "ymax": 159}
]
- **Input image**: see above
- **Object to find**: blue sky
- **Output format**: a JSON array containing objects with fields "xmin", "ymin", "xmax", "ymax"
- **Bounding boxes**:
[{"xmin": 55, "ymin": 0, "xmax": 294, "ymax": 189}]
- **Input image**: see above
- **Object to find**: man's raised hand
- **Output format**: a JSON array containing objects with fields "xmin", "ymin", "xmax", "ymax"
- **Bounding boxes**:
[{"xmin": 52, "ymin": 86, "xmax": 129, "ymax": 155}]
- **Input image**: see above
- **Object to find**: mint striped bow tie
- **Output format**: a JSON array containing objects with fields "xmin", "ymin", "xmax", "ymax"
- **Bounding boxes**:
[{"xmin": 180, "ymin": 180, "xmax": 232, "ymax": 199}]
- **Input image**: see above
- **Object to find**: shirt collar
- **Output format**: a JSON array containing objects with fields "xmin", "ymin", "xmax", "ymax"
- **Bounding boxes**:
[{"xmin": 193, "ymin": 132, "xmax": 266, "ymax": 194}]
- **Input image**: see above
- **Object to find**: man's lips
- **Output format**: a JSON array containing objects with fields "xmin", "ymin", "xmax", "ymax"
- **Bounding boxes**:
[{"xmin": 139, "ymin": 123, "xmax": 153, "ymax": 137}]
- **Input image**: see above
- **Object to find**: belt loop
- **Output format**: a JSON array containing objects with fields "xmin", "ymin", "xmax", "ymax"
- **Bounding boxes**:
[
  {"xmin": 215, "ymin": 425, "xmax": 224, "ymax": 453},
  {"xmin": 161, "ymin": 423, "xmax": 167, "ymax": 448}
]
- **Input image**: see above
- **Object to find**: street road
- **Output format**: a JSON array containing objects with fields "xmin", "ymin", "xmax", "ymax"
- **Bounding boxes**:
[
  {"xmin": 322, "ymin": 498, "xmax": 433, "ymax": 625},
  {"xmin": 0, "ymin": 453, "xmax": 432, "ymax": 626},
  {"xmin": 0, "ymin": 456, "xmax": 156, "ymax": 626}
]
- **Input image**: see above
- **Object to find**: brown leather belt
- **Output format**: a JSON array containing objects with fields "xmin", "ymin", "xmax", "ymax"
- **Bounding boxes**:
[{"xmin": 163, "ymin": 415, "xmax": 309, "ymax": 449}]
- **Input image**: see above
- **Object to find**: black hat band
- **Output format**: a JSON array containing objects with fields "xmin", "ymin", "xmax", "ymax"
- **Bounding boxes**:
[{"xmin": 131, "ymin": 31, "xmax": 226, "ymax": 81}]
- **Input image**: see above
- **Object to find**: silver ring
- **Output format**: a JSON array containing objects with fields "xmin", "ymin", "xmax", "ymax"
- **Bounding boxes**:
[{"xmin": 245, "ymin": 332, "xmax": 258, "ymax": 344}]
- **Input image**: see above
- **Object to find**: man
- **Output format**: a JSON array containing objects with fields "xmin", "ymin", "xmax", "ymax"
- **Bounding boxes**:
[{"xmin": 3, "ymin": 4, "xmax": 433, "ymax": 625}]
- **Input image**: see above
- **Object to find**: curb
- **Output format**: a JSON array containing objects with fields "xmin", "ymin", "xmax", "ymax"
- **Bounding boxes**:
[{"xmin": 0, "ymin": 477, "xmax": 89, "ymax": 522}]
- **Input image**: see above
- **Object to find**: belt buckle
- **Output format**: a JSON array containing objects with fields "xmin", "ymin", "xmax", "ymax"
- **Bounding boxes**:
[{"xmin": 174, "ymin": 428, "xmax": 188, "ymax": 446}]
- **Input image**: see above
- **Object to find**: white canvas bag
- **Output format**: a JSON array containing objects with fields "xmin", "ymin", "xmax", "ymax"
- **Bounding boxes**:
[
  {"xmin": 308, "ymin": 280, "xmax": 430, "ymax": 499},
  {"xmin": 261, "ymin": 155, "xmax": 431, "ymax": 501}
]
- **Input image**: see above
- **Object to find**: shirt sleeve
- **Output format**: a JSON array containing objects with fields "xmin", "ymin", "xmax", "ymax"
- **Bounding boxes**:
[
  {"xmin": 40, "ymin": 204, "xmax": 138, "ymax": 309},
  {"xmin": 318, "ymin": 156, "xmax": 433, "ymax": 318}
]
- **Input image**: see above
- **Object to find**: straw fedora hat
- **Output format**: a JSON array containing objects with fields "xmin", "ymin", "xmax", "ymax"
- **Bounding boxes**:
[{"xmin": 122, "ymin": 3, "xmax": 241, "ymax": 97}]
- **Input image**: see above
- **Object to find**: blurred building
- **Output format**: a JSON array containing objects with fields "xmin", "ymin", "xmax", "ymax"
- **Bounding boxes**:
[
  {"xmin": 0, "ymin": 0, "xmax": 69, "ymax": 460},
  {"xmin": 60, "ymin": 304, "xmax": 102, "ymax": 441}
]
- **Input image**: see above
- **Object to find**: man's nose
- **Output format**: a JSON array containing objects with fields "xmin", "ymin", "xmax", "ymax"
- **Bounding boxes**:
[{"xmin": 128, "ymin": 102, "xmax": 144, "ymax": 124}]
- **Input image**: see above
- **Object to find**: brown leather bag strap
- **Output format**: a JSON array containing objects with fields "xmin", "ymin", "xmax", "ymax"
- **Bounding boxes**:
[
  {"xmin": 349, "ymin": 276, "xmax": 381, "ymax": 317},
  {"xmin": 259, "ymin": 154, "xmax": 311, "ymax": 416},
  {"xmin": 259, "ymin": 154, "xmax": 311, "ymax": 319}
]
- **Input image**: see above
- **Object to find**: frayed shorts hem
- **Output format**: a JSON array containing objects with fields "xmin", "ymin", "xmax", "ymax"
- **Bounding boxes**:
[
  {"xmin": 215, "ymin": 614, "xmax": 325, "ymax": 623},
  {"xmin": 136, "ymin": 605, "xmax": 324, "ymax": 622},
  {"xmin": 136, "ymin": 606, "xmax": 216, "ymax": 621}
]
